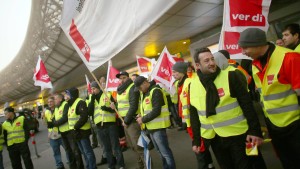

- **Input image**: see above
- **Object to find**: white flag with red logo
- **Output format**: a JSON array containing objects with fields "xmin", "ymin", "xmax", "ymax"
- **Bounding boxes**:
[
  {"xmin": 60, "ymin": 0, "xmax": 178, "ymax": 72},
  {"xmin": 150, "ymin": 47, "xmax": 176, "ymax": 93},
  {"xmin": 33, "ymin": 56, "xmax": 53, "ymax": 90},
  {"xmin": 85, "ymin": 74, "xmax": 92, "ymax": 94},
  {"xmin": 106, "ymin": 61, "xmax": 120, "ymax": 91},
  {"xmin": 136, "ymin": 56, "xmax": 156, "ymax": 75},
  {"xmin": 219, "ymin": 0, "xmax": 272, "ymax": 59}
]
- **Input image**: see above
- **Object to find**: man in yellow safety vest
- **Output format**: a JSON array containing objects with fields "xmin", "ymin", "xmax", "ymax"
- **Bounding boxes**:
[
  {"xmin": 190, "ymin": 47, "xmax": 263, "ymax": 169},
  {"xmin": 239, "ymin": 28, "xmax": 300, "ymax": 169},
  {"xmin": 2, "ymin": 107, "xmax": 34, "ymax": 169}
]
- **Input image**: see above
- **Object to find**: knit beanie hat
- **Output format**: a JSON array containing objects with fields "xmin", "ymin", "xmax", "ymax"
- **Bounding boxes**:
[
  {"xmin": 90, "ymin": 81, "xmax": 100, "ymax": 90},
  {"xmin": 238, "ymin": 28, "xmax": 268, "ymax": 47},
  {"xmin": 172, "ymin": 62, "xmax": 188, "ymax": 73}
]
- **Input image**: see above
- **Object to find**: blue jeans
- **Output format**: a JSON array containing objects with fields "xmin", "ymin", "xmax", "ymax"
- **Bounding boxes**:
[
  {"xmin": 0, "ymin": 150, "xmax": 3, "ymax": 169},
  {"xmin": 77, "ymin": 138, "xmax": 97, "ymax": 169},
  {"xmin": 149, "ymin": 129, "xmax": 176, "ymax": 169},
  {"xmin": 49, "ymin": 138, "xmax": 64, "ymax": 168},
  {"xmin": 97, "ymin": 124, "xmax": 125, "ymax": 168}
]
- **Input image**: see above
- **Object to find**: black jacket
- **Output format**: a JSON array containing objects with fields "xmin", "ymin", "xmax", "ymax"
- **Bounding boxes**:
[
  {"xmin": 117, "ymin": 79, "xmax": 140, "ymax": 125},
  {"xmin": 191, "ymin": 69, "xmax": 262, "ymax": 146},
  {"xmin": 141, "ymin": 80, "xmax": 166, "ymax": 131}
]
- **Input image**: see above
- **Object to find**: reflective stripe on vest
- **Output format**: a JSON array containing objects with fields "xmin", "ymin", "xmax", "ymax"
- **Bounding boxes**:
[
  {"xmin": 45, "ymin": 109, "xmax": 59, "ymax": 132},
  {"xmin": 54, "ymin": 101, "xmax": 70, "ymax": 133},
  {"xmin": 68, "ymin": 98, "xmax": 91, "ymax": 130},
  {"xmin": 190, "ymin": 70, "xmax": 248, "ymax": 139},
  {"xmin": 2, "ymin": 116, "xmax": 25, "ymax": 146},
  {"xmin": 117, "ymin": 83, "xmax": 135, "ymax": 117},
  {"xmin": 197, "ymin": 101, "xmax": 239, "ymax": 116},
  {"xmin": 252, "ymin": 46, "xmax": 300, "ymax": 127},
  {"xmin": 140, "ymin": 87, "xmax": 171, "ymax": 130},
  {"xmin": 93, "ymin": 92, "xmax": 116, "ymax": 124}
]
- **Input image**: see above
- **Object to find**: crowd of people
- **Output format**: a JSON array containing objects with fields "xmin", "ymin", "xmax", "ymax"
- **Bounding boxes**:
[{"xmin": 0, "ymin": 23, "xmax": 299, "ymax": 169}]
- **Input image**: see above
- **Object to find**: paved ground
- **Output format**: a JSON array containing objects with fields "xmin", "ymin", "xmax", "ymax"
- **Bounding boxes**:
[{"xmin": 2, "ymin": 118, "xmax": 284, "ymax": 169}]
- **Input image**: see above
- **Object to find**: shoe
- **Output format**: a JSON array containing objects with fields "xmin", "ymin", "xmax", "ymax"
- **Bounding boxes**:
[{"xmin": 97, "ymin": 156, "xmax": 107, "ymax": 166}]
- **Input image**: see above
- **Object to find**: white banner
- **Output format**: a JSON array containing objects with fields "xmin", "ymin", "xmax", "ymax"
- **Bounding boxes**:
[
  {"xmin": 60, "ymin": 0, "xmax": 178, "ymax": 72},
  {"xmin": 219, "ymin": 0, "xmax": 272, "ymax": 59}
]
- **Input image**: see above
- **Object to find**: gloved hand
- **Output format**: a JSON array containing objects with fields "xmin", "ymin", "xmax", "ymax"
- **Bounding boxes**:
[
  {"xmin": 101, "ymin": 106, "xmax": 112, "ymax": 112},
  {"xmin": 47, "ymin": 122, "xmax": 54, "ymax": 129}
]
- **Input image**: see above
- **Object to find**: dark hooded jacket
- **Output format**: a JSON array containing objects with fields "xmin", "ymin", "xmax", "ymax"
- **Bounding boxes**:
[
  {"xmin": 117, "ymin": 78, "xmax": 140, "ymax": 125},
  {"xmin": 66, "ymin": 87, "xmax": 91, "ymax": 139}
]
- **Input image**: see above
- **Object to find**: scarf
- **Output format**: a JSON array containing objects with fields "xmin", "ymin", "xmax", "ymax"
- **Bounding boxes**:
[
  {"xmin": 117, "ymin": 78, "xmax": 133, "ymax": 95},
  {"xmin": 197, "ymin": 67, "xmax": 221, "ymax": 117}
]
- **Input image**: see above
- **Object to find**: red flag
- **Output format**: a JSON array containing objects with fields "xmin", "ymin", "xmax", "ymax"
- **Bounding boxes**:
[
  {"xmin": 136, "ymin": 56, "xmax": 155, "ymax": 74},
  {"xmin": 85, "ymin": 74, "xmax": 92, "ymax": 94},
  {"xmin": 151, "ymin": 47, "xmax": 175, "ymax": 93},
  {"xmin": 33, "ymin": 56, "xmax": 53, "ymax": 90},
  {"xmin": 106, "ymin": 61, "xmax": 120, "ymax": 91}
]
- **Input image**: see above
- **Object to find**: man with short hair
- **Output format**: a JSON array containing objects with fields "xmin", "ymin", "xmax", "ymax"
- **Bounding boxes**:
[
  {"xmin": 172, "ymin": 62, "xmax": 189, "ymax": 131},
  {"xmin": 65, "ymin": 87, "xmax": 96, "ymax": 169},
  {"xmin": 2, "ymin": 107, "xmax": 34, "ymax": 169},
  {"xmin": 135, "ymin": 76, "xmax": 176, "ymax": 169},
  {"xmin": 282, "ymin": 23, "xmax": 300, "ymax": 52},
  {"xmin": 239, "ymin": 28, "xmax": 300, "ymax": 169},
  {"xmin": 113, "ymin": 71, "xmax": 145, "ymax": 169},
  {"xmin": 50, "ymin": 93, "xmax": 82, "ymax": 169},
  {"xmin": 190, "ymin": 47, "xmax": 263, "ymax": 169},
  {"xmin": 88, "ymin": 81, "xmax": 125, "ymax": 169},
  {"xmin": 45, "ymin": 97, "xmax": 66, "ymax": 169}
]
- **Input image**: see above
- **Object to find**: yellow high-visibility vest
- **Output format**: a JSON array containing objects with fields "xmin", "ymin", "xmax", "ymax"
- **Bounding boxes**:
[
  {"xmin": 93, "ymin": 92, "xmax": 116, "ymax": 124},
  {"xmin": 54, "ymin": 101, "xmax": 70, "ymax": 133},
  {"xmin": 2, "ymin": 116, "xmax": 26, "ymax": 146},
  {"xmin": 252, "ymin": 46, "xmax": 300, "ymax": 127},
  {"xmin": 68, "ymin": 98, "xmax": 91, "ymax": 130},
  {"xmin": 0, "ymin": 125, "xmax": 4, "ymax": 151},
  {"xmin": 171, "ymin": 81, "xmax": 179, "ymax": 104},
  {"xmin": 190, "ymin": 70, "xmax": 248, "ymax": 139},
  {"xmin": 180, "ymin": 73, "xmax": 197, "ymax": 127},
  {"xmin": 45, "ymin": 109, "xmax": 59, "ymax": 132},
  {"xmin": 117, "ymin": 83, "xmax": 139, "ymax": 117},
  {"xmin": 140, "ymin": 87, "xmax": 171, "ymax": 129},
  {"xmin": 294, "ymin": 43, "xmax": 300, "ymax": 53}
]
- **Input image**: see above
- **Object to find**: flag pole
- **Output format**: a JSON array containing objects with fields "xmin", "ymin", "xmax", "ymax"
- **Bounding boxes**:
[{"xmin": 90, "ymin": 72, "xmax": 124, "ymax": 123}]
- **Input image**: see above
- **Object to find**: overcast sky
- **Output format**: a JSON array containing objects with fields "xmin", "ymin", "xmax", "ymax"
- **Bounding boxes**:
[{"xmin": 0, "ymin": 1, "xmax": 31, "ymax": 72}]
